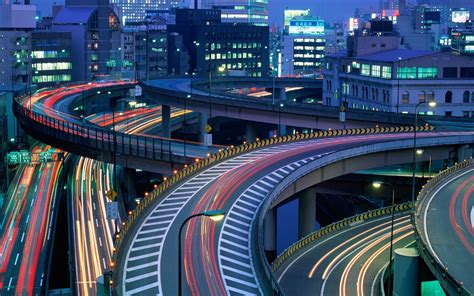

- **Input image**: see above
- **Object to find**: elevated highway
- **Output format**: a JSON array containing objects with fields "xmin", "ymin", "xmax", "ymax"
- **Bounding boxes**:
[
  {"xmin": 13, "ymin": 82, "xmax": 221, "ymax": 174},
  {"xmin": 112, "ymin": 128, "xmax": 473, "ymax": 295},
  {"xmin": 272, "ymin": 203, "xmax": 414, "ymax": 296},
  {"xmin": 415, "ymin": 159, "xmax": 474, "ymax": 295}
]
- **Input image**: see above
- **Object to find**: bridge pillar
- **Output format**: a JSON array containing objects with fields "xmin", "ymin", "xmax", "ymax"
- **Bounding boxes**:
[
  {"xmin": 246, "ymin": 122, "xmax": 257, "ymax": 143},
  {"xmin": 393, "ymin": 248, "xmax": 419, "ymax": 296},
  {"xmin": 457, "ymin": 144, "xmax": 472, "ymax": 162},
  {"xmin": 161, "ymin": 105, "xmax": 171, "ymax": 138},
  {"xmin": 198, "ymin": 113, "xmax": 210, "ymax": 144},
  {"xmin": 123, "ymin": 167, "xmax": 137, "ymax": 206},
  {"xmin": 298, "ymin": 187, "xmax": 316, "ymax": 239},
  {"xmin": 264, "ymin": 207, "xmax": 277, "ymax": 260}
]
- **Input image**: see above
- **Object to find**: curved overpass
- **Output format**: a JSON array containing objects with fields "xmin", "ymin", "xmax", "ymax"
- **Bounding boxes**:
[
  {"xmin": 143, "ymin": 78, "xmax": 409, "ymax": 130},
  {"xmin": 272, "ymin": 204, "xmax": 414, "ymax": 296},
  {"xmin": 415, "ymin": 159, "xmax": 474, "ymax": 295},
  {"xmin": 13, "ymin": 82, "xmax": 221, "ymax": 174},
  {"xmin": 112, "ymin": 128, "xmax": 473, "ymax": 295}
]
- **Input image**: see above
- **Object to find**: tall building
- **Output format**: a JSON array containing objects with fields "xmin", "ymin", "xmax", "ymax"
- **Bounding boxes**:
[
  {"xmin": 201, "ymin": 0, "xmax": 268, "ymax": 26},
  {"xmin": 168, "ymin": 9, "xmax": 269, "ymax": 77},
  {"xmin": 0, "ymin": 2, "xmax": 36, "ymax": 140},
  {"xmin": 281, "ymin": 12, "xmax": 325, "ymax": 77},
  {"xmin": 53, "ymin": 0, "xmax": 122, "ymax": 81},
  {"xmin": 110, "ymin": 0, "xmax": 180, "ymax": 24},
  {"xmin": 31, "ymin": 31, "xmax": 73, "ymax": 87}
]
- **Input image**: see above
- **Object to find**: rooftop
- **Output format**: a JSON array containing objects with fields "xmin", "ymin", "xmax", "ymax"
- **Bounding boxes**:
[
  {"xmin": 356, "ymin": 49, "xmax": 435, "ymax": 62},
  {"xmin": 53, "ymin": 7, "xmax": 96, "ymax": 24}
]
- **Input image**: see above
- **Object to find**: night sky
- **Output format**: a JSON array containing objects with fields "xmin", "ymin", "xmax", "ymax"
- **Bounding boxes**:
[{"xmin": 32, "ymin": 0, "xmax": 380, "ymax": 24}]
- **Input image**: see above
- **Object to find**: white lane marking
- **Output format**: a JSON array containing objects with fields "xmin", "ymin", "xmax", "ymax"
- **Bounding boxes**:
[
  {"xmin": 26, "ymin": 214, "xmax": 30, "ymax": 224},
  {"xmin": 95, "ymin": 219, "xmax": 99, "ymax": 228},
  {"xmin": 134, "ymin": 235, "xmax": 163, "ymax": 243},
  {"xmin": 34, "ymin": 185, "xmax": 38, "ymax": 192},
  {"xmin": 227, "ymin": 286, "xmax": 258, "ymax": 296},
  {"xmin": 222, "ymin": 265, "xmax": 255, "ymax": 278},
  {"xmin": 130, "ymin": 243, "xmax": 161, "ymax": 252},
  {"xmin": 125, "ymin": 271, "xmax": 159, "ymax": 284},
  {"xmin": 220, "ymin": 247, "xmax": 250, "ymax": 259},
  {"xmin": 221, "ymin": 238, "xmax": 247, "ymax": 250},
  {"xmin": 221, "ymin": 256, "xmax": 251, "ymax": 269},
  {"xmin": 30, "ymin": 199, "xmax": 34, "ymax": 207},
  {"xmin": 102, "ymin": 258, "xmax": 107, "ymax": 270},
  {"xmin": 7, "ymin": 277, "xmax": 12, "ymax": 291},
  {"xmin": 223, "ymin": 274, "xmax": 259, "ymax": 288},
  {"xmin": 93, "ymin": 202, "xmax": 96, "ymax": 211},
  {"xmin": 226, "ymin": 216, "xmax": 250, "ymax": 228},
  {"xmin": 98, "ymin": 236, "xmax": 103, "ymax": 247},
  {"xmin": 126, "ymin": 261, "xmax": 157, "ymax": 272},
  {"xmin": 422, "ymin": 168, "xmax": 474, "ymax": 268},
  {"xmin": 125, "ymin": 282, "xmax": 158, "ymax": 294},
  {"xmin": 20, "ymin": 232, "xmax": 25, "ymax": 243},
  {"xmin": 470, "ymin": 206, "xmax": 474, "ymax": 229},
  {"xmin": 128, "ymin": 252, "xmax": 160, "ymax": 261},
  {"xmin": 14, "ymin": 253, "xmax": 19, "ymax": 265}
]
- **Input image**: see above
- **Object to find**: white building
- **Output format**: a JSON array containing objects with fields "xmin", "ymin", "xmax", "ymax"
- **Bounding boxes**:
[
  {"xmin": 281, "ymin": 14, "xmax": 325, "ymax": 77},
  {"xmin": 324, "ymin": 48, "xmax": 474, "ymax": 117}
]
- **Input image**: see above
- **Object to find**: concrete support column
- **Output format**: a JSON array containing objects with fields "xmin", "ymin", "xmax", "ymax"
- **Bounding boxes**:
[
  {"xmin": 298, "ymin": 187, "xmax": 316, "ymax": 239},
  {"xmin": 198, "ymin": 113, "xmax": 209, "ymax": 143},
  {"xmin": 246, "ymin": 122, "xmax": 257, "ymax": 143},
  {"xmin": 277, "ymin": 87, "xmax": 287, "ymax": 102},
  {"xmin": 457, "ymin": 144, "xmax": 472, "ymax": 162},
  {"xmin": 264, "ymin": 207, "xmax": 277, "ymax": 260},
  {"xmin": 123, "ymin": 167, "xmax": 137, "ymax": 206},
  {"xmin": 393, "ymin": 248, "xmax": 419, "ymax": 296},
  {"xmin": 276, "ymin": 88, "xmax": 287, "ymax": 136},
  {"xmin": 161, "ymin": 104, "xmax": 171, "ymax": 138}
]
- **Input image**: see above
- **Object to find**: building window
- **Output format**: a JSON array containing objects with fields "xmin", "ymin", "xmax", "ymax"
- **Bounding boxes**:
[
  {"xmin": 397, "ymin": 67, "xmax": 417, "ymax": 79},
  {"xmin": 445, "ymin": 91, "xmax": 452, "ymax": 103},
  {"xmin": 460, "ymin": 67, "xmax": 474, "ymax": 78},
  {"xmin": 463, "ymin": 91, "xmax": 470, "ymax": 103},
  {"xmin": 443, "ymin": 67, "xmax": 457, "ymax": 78},
  {"xmin": 417, "ymin": 67, "xmax": 438, "ymax": 79},
  {"xmin": 382, "ymin": 66, "xmax": 392, "ymax": 79},
  {"xmin": 427, "ymin": 91, "xmax": 435, "ymax": 102},
  {"xmin": 445, "ymin": 111, "xmax": 452, "ymax": 117},
  {"xmin": 371, "ymin": 65, "xmax": 381, "ymax": 77},
  {"xmin": 361, "ymin": 64, "xmax": 370, "ymax": 76},
  {"xmin": 402, "ymin": 91, "xmax": 409, "ymax": 105},
  {"xmin": 418, "ymin": 91, "xmax": 426, "ymax": 103}
]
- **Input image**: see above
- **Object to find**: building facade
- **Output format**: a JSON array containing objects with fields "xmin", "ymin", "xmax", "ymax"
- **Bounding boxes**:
[
  {"xmin": 31, "ymin": 31, "xmax": 73, "ymax": 87},
  {"xmin": 280, "ymin": 14, "xmax": 325, "ymax": 77},
  {"xmin": 201, "ymin": 0, "xmax": 268, "ymax": 26},
  {"xmin": 110, "ymin": 0, "xmax": 179, "ymax": 24},
  {"xmin": 168, "ymin": 9, "xmax": 269, "ymax": 77},
  {"xmin": 53, "ymin": 0, "xmax": 122, "ymax": 82},
  {"xmin": 324, "ymin": 48, "xmax": 474, "ymax": 117}
]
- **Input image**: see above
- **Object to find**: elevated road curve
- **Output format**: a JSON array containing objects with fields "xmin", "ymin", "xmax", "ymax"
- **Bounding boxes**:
[
  {"xmin": 272, "ymin": 204, "xmax": 414, "ymax": 296},
  {"xmin": 113, "ymin": 128, "xmax": 473, "ymax": 295},
  {"xmin": 415, "ymin": 159, "xmax": 474, "ymax": 295}
]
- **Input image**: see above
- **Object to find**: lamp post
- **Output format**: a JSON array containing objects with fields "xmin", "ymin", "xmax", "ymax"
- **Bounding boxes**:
[
  {"xmin": 373, "ymin": 181, "xmax": 395, "ymax": 296},
  {"xmin": 396, "ymin": 57, "xmax": 402, "ymax": 116},
  {"xmin": 178, "ymin": 210, "xmax": 225, "ymax": 296},
  {"xmin": 411, "ymin": 100, "xmax": 436, "ymax": 208}
]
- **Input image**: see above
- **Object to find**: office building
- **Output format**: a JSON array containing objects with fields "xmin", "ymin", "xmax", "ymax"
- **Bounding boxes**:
[
  {"xmin": 201, "ymin": 0, "xmax": 269, "ymax": 26},
  {"xmin": 110, "ymin": 0, "xmax": 180, "ymax": 24},
  {"xmin": 450, "ymin": 27, "xmax": 474, "ymax": 56},
  {"xmin": 324, "ymin": 42, "xmax": 474, "ymax": 117},
  {"xmin": 280, "ymin": 13, "xmax": 326, "ymax": 77},
  {"xmin": 168, "ymin": 9, "xmax": 269, "ymax": 77},
  {"xmin": 31, "ymin": 31, "xmax": 73, "ymax": 87},
  {"xmin": 53, "ymin": 0, "xmax": 122, "ymax": 82},
  {"xmin": 0, "ymin": 2, "xmax": 36, "ymax": 140}
]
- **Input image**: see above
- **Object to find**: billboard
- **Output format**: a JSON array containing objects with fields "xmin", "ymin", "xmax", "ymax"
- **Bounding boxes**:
[
  {"xmin": 452, "ymin": 10, "xmax": 470, "ymax": 23},
  {"xmin": 284, "ymin": 9, "xmax": 310, "ymax": 27},
  {"xmin": 289, "ymin": 19, "xmax": 325, "ymax": 35}
]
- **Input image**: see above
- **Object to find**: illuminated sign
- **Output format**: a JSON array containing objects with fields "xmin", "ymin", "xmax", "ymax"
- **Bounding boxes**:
[
  {"xmin": 289, "ymin": 19, "xmax": 325, "ymax": 35},
  {"xmin": 452, "ymin": 10, "xmax": 470, "ymax": 23},
  {"xmin": 349, "ymin": 18, "xmax": 359, "ymax": 31},
  {"xmin": 284, "ymin": 9, "xmax": 310, "ymax": 27},
  {"xmin": 7, "ymin": 150, "xmax": 63, "ymax": 165}
]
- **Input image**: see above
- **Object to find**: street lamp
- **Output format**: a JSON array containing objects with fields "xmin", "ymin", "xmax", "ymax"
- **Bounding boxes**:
[
  {"xmin": 373, "ymin": 181, "xmax": 395, "ymax": 296},
  {"xmin": 178, "ymin": 210, "xmax": 225, "ymax": 296},
  {"xmin": 411, "ymin": 100, "xmax": 436, "ymax": 208}
]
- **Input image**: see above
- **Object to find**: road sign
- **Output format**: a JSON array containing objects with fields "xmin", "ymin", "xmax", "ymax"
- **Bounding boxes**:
[
  {"xmin": 106, "ymin": 202, "xmax": 119, "ymax": 220},
  {"xmin": 204, "ymin": 124, "xmax": 212, "ymax": 133},
  {"xmin": 340, "ymin": 105, "xmax": 346, "ymax": 112},
  {"xmin": 7, "ymin": 150, "xmax": 63, "ymax": 165},
  {"xmin": 7, "ymin": 151, "xmax": 31, "ymax": 165},
  {"xmin": 339, "ymin": 111, "xmax": 346, "ymax": 122},
  {"xmin": 204, "ymin": 134, "xmax": 213, "ymax": 146},
  {"xmin": 106, "ymin": 189, "xmax": 118, "ymax": 201},
  {"xmin": 129, "ymin": 85, "xmax": 142, "ymax": 97}
]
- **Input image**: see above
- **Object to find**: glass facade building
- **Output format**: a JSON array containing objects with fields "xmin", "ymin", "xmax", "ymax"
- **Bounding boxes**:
[
  {"xmin": 201, "ymin": 0, "xmax": 268, "ymax": 26},
  {"xmin": 110, "ymin": 0, "xmax": 180, "ymax": 24}
]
